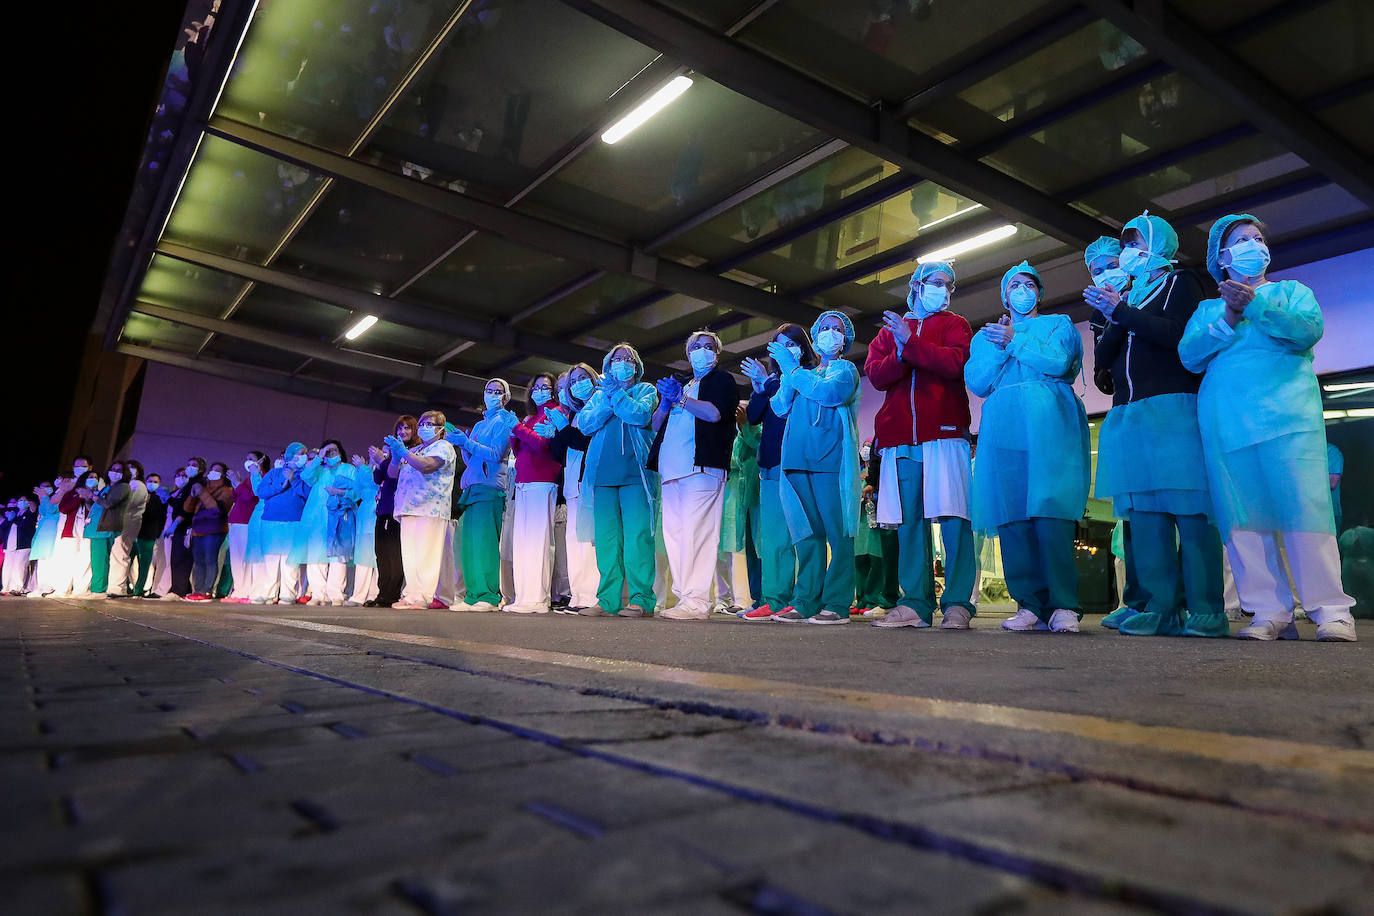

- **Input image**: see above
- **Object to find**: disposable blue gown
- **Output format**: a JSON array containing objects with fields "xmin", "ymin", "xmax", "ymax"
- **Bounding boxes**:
[
  {"xmin": 1178, "ymin": 280, "xmax": 1334, "ymax": 537},
  {"xmin": 296, "ymin": 460, "xmax": 357, "ymax": 564},
  {"xmin": 353, "ymin": 468, "xmax": 379, "ymax": 569},
  {"xmin": 771, "ymin": 359, "xmax": 862, "ymax": 544},
  {"xmin": 30, "ymin": 500, "xmax": 59, "ymax": 561},
  {"xmin": 966, "ymin": 314, "xmax": 1090, "ymax": 534}
]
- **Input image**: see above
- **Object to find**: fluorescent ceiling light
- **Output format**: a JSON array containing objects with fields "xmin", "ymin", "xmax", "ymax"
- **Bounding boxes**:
[
  {"xmin": 1349, "ymin": 408, "xmax": 1374, "ymax": 418},
  {"xmin": 1323, "ymin": 410, "xmax": 1348, "ymax": 419},
  {"xmin": 917, "ymin": 224, "xmax": 1018, "ymax": 263},
  {"xmin": 1322, "ymin": 382, "xmax": 1374, "ymax": 392},
  {"xmin": 344, "ymin": 315, "xmax": 378, "ymax": 340},
  {"xmin": 601, "ymin": 76, "xmax": 693, "ymax": 144},
  {"xmin": 921, "ymin": 203, "xmax": 985, "ymax": 233}
]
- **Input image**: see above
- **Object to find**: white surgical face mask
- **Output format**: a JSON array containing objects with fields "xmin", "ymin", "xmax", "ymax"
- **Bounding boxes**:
[
  {"xmin": 73, "ymin": 465, "xmax": 87, "ymax": 476},
  {"xmin": 688, "ymin": 348, "xmax": 717, "ymax": 373},
  {"xmin": 918, "ymin": 283, "xmax": 949, "ymax": 315},
  {"xmin": 207, "ymin": 471, "xmax": 223, "ymax": 481},
  {"xmin": 1007, "ymin": 286, "xmax": 1038, "ymax": 315},
  {"xmin": 531, "ymin": 389, "xmax": 552, "ymax": 406},
  {"xmin": 815, "ymin": 328, "xmax": 845, "ymax": 355},
  {"xmin": 174, "ymin": 477, "xmax": 187, "ymax": 487},
  {"xmin": 107, "ymin": 471, "xmax": 123, "ymax": 483},
  {"xmin": 1119, "ymin": 246, "xmax": 1151, "ymax": 276},
  {"xmin": 1225, "ymin": 238, "xmax": 1270, "ymax": 278},
  {"xmin": 860, "ymin": 445, "xmax": 871, "ymax": 461},
  {"xmin": 1094, "ymin": 268, "xmax": 1130, "ymax": 292},
  {"xmin": 184, "ymin": 466, "xmax": 199, "ymax": 478},
  {"xmin": 244, "ymin": 460, "xmax": 258, "ymax": 473},
  {"xmin": 484, "ymin": 393, "xmax": 504, "ymax": 411},
  {"xmin": 417, "ymin": 426, "xmax": 437, "ymax": 442}
]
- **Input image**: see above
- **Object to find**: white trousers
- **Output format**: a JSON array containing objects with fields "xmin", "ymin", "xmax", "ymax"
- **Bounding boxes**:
[
  {"xmin": 48, "ymin": 536, "xmax": 89, "ymax": 596},
  {"xmin": 2, "ymin": 549, "xmax": 31, "ymax": 592},
  {"xmin": 507, "ymin": 482, "xmax": 557, "ymax": 612},
  {"xmin": 661, "ymin": 472, "xmax": 726, "ymax": 617},
  {"xmin": 1221, "ymin": 545, "xmax": 1242, "ymax": 613},
  {"xmin": 1227, "ymin": 530, "xmax": 1353, "ymax": 626},
  {"xmin": 563, "ymin": 495, "xmax": 599, "ymax": 608},
  {"xmin": 437, "ymin": 519, "xmax": 459, "ymax": 605},
  {"xmin": 307, "ymin": 562, "xmax": 348, "ymax": 603},
  {"xmin": 108, "ymin": 533, "xmax": 136, "ymax": 595},
  {"xmin": 154, "ymin": 539, "xmax": 172, "ymax": 595},
  {"xmin": 227, "ymin": 524, "xmax": 253, "ymax": 599},
  {"xmin": 254, "ymin": 554, "xmax": 300, "ymax": 603},
  {"xmin": 350, "ymin": 565, "xmax": 379, "ymax": 603},
  {"xmin": 399, "ymin": 515, "xmax": 448, "ymax": 607},
  {"xmin": 500, "ymin": 495, "xmax": 517, "ymax": 605},
  {"xmin": 551, "ymin": 502, "xmax": 570, "ymax": 602},
  {"xmin": 713, "ymin": 551, "xmax": 735, "ymax": 608}
]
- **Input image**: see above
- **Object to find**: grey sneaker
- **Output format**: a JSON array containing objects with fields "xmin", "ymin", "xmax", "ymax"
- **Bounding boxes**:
[
  {"xmin": 872, "ymin": 606, "xmax": 931, "ymax": 629},
  {"xmin": 771, "ymin": 610, "xmax": 807, "ymax": 623},
  {"xmin": 807, "ymin": 611, "xmax": 850, "ymax": 625},
  {"xmin": 578, "ymin": 605, "xmax": 613, "ymax": 617},
  {"xmin": 939, "ymin": 606, "xmax": 972, "ymax": 629},
  {"xmin": 618, "ymin": 605, "xmax": 647, "ymax": 618}
]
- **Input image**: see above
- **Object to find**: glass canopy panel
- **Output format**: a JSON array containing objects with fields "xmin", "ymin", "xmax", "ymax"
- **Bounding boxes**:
[
  {"xmin": 661, "ymin": 147, "xmax": 894, "ymax": 266},
  {"xmin": 519, "ymin": 76, "xmax": 822, "ymax": 241},
  {"xmin": 341, "ymin": 319, "xmax": 451, "ymax": 365},
  {"xmin": 1173, "ymin": 0, "xmax": 1295, "ymax": 32},
  {"xmin": 161, "ymin": 135, "xmax": 327, "ymax": 263},
  {"xmin": 138, "ymin": 253, "xmax": 248, "ymax": 316},
  {"xmin": 982, "ymin": 72, "xmax": 1235, "ymax": 194},
  {"xmin": 734, "ymin": 183, "xmax": 986, "ymax": 289},
  {"xmin": 655, "ymin": 0, "xmax": 763, "ymax": 31},
  {"xmin": 232, "ymin": 285, "xmax": 352, "ymax": 341},
  {"xmin": 367, "ymin": 0, "xmax": 661, "ymax": 201},
  {"xmin": 121, "ymin": 313, "xmax": 212, "ymax": 352},
  {"xmin": 517, "ymin": 274, "xmax": 656, "ymax": 338},
  {"xmin": 1316, "ymin": 90, "xmax": 1374, "ymax": 154},
  {"xmin": 406, "ymin": 233, "xmax": 587, "ymax": 321},
  {"xmin": 277, "ymin": 180, "xmax": 467, "ymax": 294},
  {"xmin": 591, "ymin": 297, "xmax": 730, "ymax": 359},
  {"xmin": 736, "ymin": 0, "xmax": 1061, "ymax": 103},
  {"xmin": 1230, "ymin": 0, "xmax": 1374, "ymax": 99},
  {"xmin": 203, "ymin": 337, "xmax": 316, "ymax": 374},
  {"xmin": 215, "ymin": 0, "xmax": 458, "ymax": 152}
]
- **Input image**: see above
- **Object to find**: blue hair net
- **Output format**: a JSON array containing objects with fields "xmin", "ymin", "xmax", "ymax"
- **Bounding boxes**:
[
  {"xmin": 1122, "ymin": 211, "xmax": 1178, "ymax": 273},
  {"xmin": 1207, "ymin": 213, "xmax": 1261, "ymax": 282},
  {"xmin": 811, "ymin": 309, "xmax": 855, "ymax": 354},
  {"xmin": 1084, "ymin": 236, "xmax": 1122, "ymax": 268},
  {"xmin": 284, "ymin": 442, "xmax": 307, "ymax": 460},
  {"xmin": 911, "ymin": 260, "xmax": 956, "ymax": 285},
  {"xmin": 1000, "ymin": 260, "xmax": 1042, "ymax": 304}
]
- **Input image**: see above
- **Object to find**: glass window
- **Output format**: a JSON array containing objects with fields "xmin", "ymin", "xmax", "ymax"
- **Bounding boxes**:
[
  {"xmin": 1175, "ymin": 0, "xmax": 1308, "ymax": 32},
  {"xmin": 204, "ymin": 337, "xmax": 316, "ymax": 374},
  {"xmin": 138, "ymin": 253, "xmax": 248, "ymax": 317},
  {"xmin": 405, "ymin": 233, "xmax": 587, "ymax": 320},
  {"xmin": 231, "ymin": 285, "xmax": 352, "ymax": 340},
  {"xmin": 120, "ymin": 313, "xmax": 211, "ymax": 352},
  {"xmin": 1316, "ymin": 90, "xmax": 1374, "ymax": 155},
  {"xmin": 655, "ymin": 0, "xmax": 764, "ymax": 31},
  {"xmin": 519, "ymin": 76, "xmax": 821, "ymax": 240},
  {"xmin": 1230, "ymin": 0, "xmax": 1374, "ymax": 99},
  {"xmin": 515, "ymin": 274, "xmax": 656, "ymax": 338},
  {"xmin": 366, "ymin": 0, "xmax": 662, "ymax": 200},
  {"xmin": 161, "ymin": 136, "xmax": 327, "ymax": 264},
  {"xmin": 577, "ymin": 295, "xmax": 727, "ymax": 355}
]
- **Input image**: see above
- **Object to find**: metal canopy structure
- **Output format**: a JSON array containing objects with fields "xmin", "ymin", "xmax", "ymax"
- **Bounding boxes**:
[{"xmin": 99, "ymin": 0, "xmax": 1374, "ymax": 410}]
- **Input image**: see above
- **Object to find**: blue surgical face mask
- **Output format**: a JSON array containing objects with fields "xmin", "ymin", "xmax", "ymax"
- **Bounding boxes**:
[
  {"xmin": 688, "ymin": 348, "xmax": 717, "ymax": 373},
  {"xmin": 324, "ymin": 456, "xmax": 341, "ymax": 468},
  {"xmin": 1225, "ymin": 238, "xmax": 1270, "ymax": 278},
  {"xmin": 531, "ymin": 389, "xmax": 552, "ymax": 406},
  {"xmin": 571, "ymin": 378, "xmax": 594, "ymax": 400},
  {"xmin": 815, "ymin": 328, "xmax": 845, "ymax": 355},
  {"xmin": 558, "ymin": 388, "xmax": 574, "ymax": 409},
  {"xmin": 484, "ymin": 393, "xmax": 504, "ymax": 411},
  {"xmin": 610, "ymin": 360, "xmax": 636, "ymax": 382},
  {"xmin": 417, "ymin": 426, "xmax": 437, "ymax": 442},
  {"xmin": 1119, "ymin": 246, "xmax": 1150, "ymax": 277},
  {"xmin": 1007, "ymin": 286, "xmax": 1038, "ymax": 315},
  {"xmin": 917, "ymin": 283, "xmax": 949, "ymax": 316},
  {"xmin": 1094, "ymin": 268, "xmax": 1130, "ymax": 292}
]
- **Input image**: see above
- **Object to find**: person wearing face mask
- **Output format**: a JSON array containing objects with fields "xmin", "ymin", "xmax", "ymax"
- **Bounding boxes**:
[
  {"xmin": 717, "ymin": 404, "xmax": 761, "ymax": 614},
  {"xmin": 574, "ymin": 343, "xmax": 661, "ymax": 618},
  {"xmin": 295, "ymin": 440, "xmax": 355, "ymax": 606},
  {"xmin": 252, "ymin": 444, "xmax": 312, "ymax": 605},
  {"xmin": 446, "ymin": 380, "xmax": 519, "ymax": 612},
  {"xmin": 388, "ymin": 410, "xmax": 459, "ymax": 610},
  {"xmin": 1, "ymin": 497, "xmax": 38, "ymax": 594},
  {"xmin": 865, "ymin": 261, "xmax": 977, "ymax": 631},
  {"xmin": 1179, "ymin": 215, "xmax": 1356, "ymax": 642},
  {"xmin": 737, "ymin": 328, "xmax": 811, "ymax": 620},
  {"xmin": 160, "ymin": 459, "xmax": 206, "ymax": 600},
  {"xmin": 132, "ymin": 473, "xmax": 166, "ymax": 598},
  {"xmin": 46, "ymin": 476, "xmax": 91, "ymax": 597},
  {"xmin": 222, "ymin": 454, "xmax": 266, "ymax": 604},
  {"xmin": 78, "ymin": 472, "xmax": 115, "ymax": 597},
  {"xmin": 502, "ymin": 373, "xmax": 569, "ymax": 614},
  {"xmin": 96, "ymin": 459, "xmax": 149, "ymax": 598},
  {"xmin": 366, "ymin": 417, "xmax": 418, "ymax": 608},
  {"xmin": 1089, "ymin": 213, "xmax": 1226, "ymax": 639},
  {"xmin": 549, "ymin": 364, "xmax": 600, "ymax": 613},
  {"xmin": 768, "ymin": 311, "xmax": 862, "ymax": 624},
  {"xmin": 547, "ymin": 373, "xmax": 574, "ymax": 611},
  {"xmin": 645, "ymin": 331, "xmax": 740, "ymax": 621},
  {"xmin": 28, "ymin": 482, "xmax": 60, "ymax": 596},
  {"xmin": 967, "ymin": 261, "xmax": 1090, "ymax": 634},
  {"xmin": 183, "ymin": 462, "xmax": 235, "ymax": 600}
]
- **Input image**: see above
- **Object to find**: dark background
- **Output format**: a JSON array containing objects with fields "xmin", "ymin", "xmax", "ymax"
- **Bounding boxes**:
[{"xmin": 3, "ymin": 2, "xmax": 188, "ymax": 497}]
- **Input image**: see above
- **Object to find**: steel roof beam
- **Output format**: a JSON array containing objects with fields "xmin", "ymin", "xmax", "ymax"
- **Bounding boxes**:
[{"xmin": 1081, "ymin": 0, "xmax": 1374, "ymax": 209}]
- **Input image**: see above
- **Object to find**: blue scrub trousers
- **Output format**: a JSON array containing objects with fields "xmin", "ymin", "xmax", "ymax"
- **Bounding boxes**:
[
  {"xmin": 998, "ymin": 517, "xmax": 1079, "ymax": 621},
  {"xmin": 1124, "ymin": 511, "xmax": 1223, "ymax": 634},
  {"xmin": 786, "ymin": 470, "xmax": 854, "ymax": 618},
  {"xmin": 894, "ymin": 456, "xmax": 976, "ymax": 623}
]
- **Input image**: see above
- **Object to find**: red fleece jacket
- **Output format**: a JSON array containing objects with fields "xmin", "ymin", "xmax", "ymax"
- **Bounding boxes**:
[{"xmin": 864, "ymin": 311, "xmax": 973, "ymax": 448}]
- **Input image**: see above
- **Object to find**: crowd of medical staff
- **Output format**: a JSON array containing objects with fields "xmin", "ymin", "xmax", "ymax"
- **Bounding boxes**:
[{"xmin": 0, "ymin": 212, "xmax": 1356, "ymax": 641}]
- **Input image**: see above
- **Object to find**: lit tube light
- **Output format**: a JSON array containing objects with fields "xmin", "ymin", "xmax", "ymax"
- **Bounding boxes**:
[
  {"xmin": 1322, "ymin": 382, "xmax": 1374, "ymax": 392},
  {"xmin": 344, "ymin": 315, "xmax": 378, "ymax": 340},
  {"xmin": 917, "ymin": 224, "xmax": 1018, "ymax": 263},
  {"xmin": 1349, "ymin": 408, "xmax": 1374, "ymax": 418},
  {"xmin": 601, "ymin": 76, "xmax": 694, "ymax": 144},
  {"xmin": 1323, "ymin": 410, "xmax": 1348, "ymax": 419}
]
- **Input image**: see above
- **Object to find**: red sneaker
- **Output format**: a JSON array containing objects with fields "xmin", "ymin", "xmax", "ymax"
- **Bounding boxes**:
[
  {"xmin": 740, "ymin": 605, "xmax": 777, "ymax": 621},
  {"xmin": 295, "ymin": 595, "xmax": 311, "ymax": 605},
  {"xmin": 428, "ymin": 598, "xmax": 450, "ymax": 610}
]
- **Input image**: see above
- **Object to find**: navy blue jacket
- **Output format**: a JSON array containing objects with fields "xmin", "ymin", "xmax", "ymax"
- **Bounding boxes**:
[{"xmin": 746, "ymin": 376, "xmax": 786, "ymax": 471}]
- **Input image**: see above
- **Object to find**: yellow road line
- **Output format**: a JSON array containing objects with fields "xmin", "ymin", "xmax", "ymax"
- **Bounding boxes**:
[{"xmin": 208, "ymin": 613, "xmax": 1374, "ymax": 777}]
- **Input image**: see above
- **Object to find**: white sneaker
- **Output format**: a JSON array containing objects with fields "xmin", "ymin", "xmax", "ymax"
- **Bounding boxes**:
[
  {"xmin": 1048, "ymin": 609, "xmax": 1080, "ymax": 633},
  {"xmin": 391, "ymin": 601, "xmax": 428, "ymax": 610},
  {"xmin": 342, "ymin": 600, "xmax": 362, "ymax": 607},
  {"xmin": 939, "ymin": 607, "xmax": 972, "ymax": 630},
  {"xmin": 871, "ymin": 606, "xmax": 930, "ymax": 629},
  {"xmin": 502, "ymin": 604, "xmax": 549, "ymax": 614},
  {"xmin": 307, "ymin": 598, "xmax": 324, "ymax": 606},
  {"xmin": 1316, "ymin": 619, "xmax": 1357, "ymax": 642},
  {"xmin": 1237, "ymin": 619, "xmax": 1300, "ymax": 641},
  {"xmin": 469, "ymin": 601, "xmax": 500, "ymax": 613},
  {"xmin": 660, "ymin": 605, "xmax": 710, "ymax": 620},
  {"xmin": 1002, "ymin": 609, "xmax": 1049, "ymax": 631}
]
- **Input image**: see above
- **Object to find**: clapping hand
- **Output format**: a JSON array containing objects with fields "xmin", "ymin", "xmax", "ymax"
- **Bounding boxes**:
[
  {"xmin": 1084, "ymin": 284, "xmax": 1121, "ymax": 319},
  {"xmin": 351, "ymin": 453, "xmax": 366, "ymax": 469},
  {"xmin": 656, "ymin": 376, "xmax": 683, "ymax": 405},
  {"xmin": 367, "ymin": 445, "xmax": 386, "ymax": 465},
  {"xmin": 1218, "ymin": 279, "xmax": 1255, "ymax": 314},
  {"xmin": 383, "ymin": 434, "xmax": 406, "ymax": 455},
  {"xmin": 767, "ymin": 340, "xmax": 800, "ymax": 376},
  {"xmin": 546, "ymin": 408, "xmax": 570, "ymax": 431},
  {"xmin": 740, "ymin": 356, "xmax": 769, "ymax": 392},
  {"xmin": 533, "ymin": 421, "xmax": 557, "ymax": 438},
  {"xmin": 981, "ymin": 316, "xmax": 1014, "ymax": 349},
  {"xmin": 881, "ymin": 310, "xmax": 912, "ymax": 348},
  {"xmin": 226, "ymin": 468, "xmax": 242, "ymax": 487}
]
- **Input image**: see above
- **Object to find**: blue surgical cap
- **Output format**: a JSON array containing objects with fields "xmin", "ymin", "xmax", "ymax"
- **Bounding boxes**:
[
  {"xmin": 911, "ymin": 260, "xmax": 956, "ymax": 285},
  {"xmin": 1000, "ymin": 260, "xmax": 1042, "ymax": 304},
  {"xmin": 1122, "ymin": 211, "xmax": 1179, "ymax": 273},
  {"xmin": 811, "ymin": 309, "xmax": 855, "ymax": 354},
  {"xmin": 284, "ymin": 442, "xmax": 307, "ymax": 460},
  {"xmin": 1207, "ymin": 213, "xmax": 1261, "ymax": 282},
  {"xmin": 1084, "ymin": 236, "xmax": 1122, "ymax": 268}
]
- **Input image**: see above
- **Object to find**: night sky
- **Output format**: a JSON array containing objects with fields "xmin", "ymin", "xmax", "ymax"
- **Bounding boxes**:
[{"xmin": 4, "ymin": 2, "xmax": 188, "ymax": 496}]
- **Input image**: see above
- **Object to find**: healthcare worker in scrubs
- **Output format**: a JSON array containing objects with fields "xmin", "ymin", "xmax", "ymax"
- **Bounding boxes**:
[
  {"xmin": 449, "ymin": 379, "xmax": 519, "ymax": 612},
  {"xmin": 1089, "ymin": 213, "xmax": 1227, "ymax": 638},
  {"xmin": 769, "ymin": 310, "xmax": 861, "ymax": 624},
  {"xmin": 1179, "ymin": 214, "xmax": 1356, "ymax": 642},
  {"xmin": 298, "ymin": 440, "xmax": 356, "ymax": 605},
  {"xmin": 966, "ymin": 261, "xmax": 1090, "ymax": 633},
  {"xmin": 574, "ymin": 343, "xmax": 661, "ymax": 618},
  {"xmin": 865, "ymin": 260, "xmax": 976, "ymax": 631}
]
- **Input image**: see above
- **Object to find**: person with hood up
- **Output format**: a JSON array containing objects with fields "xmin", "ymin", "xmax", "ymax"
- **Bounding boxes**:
[
  {"xmin": 297, "ymin": 440, "xmax": 356, "ymax": 606},
  {"xmin": 574, "ymin": 343, "xmax": 660, "ymax": 618},
  {"xmin": 865, "ymin": 260, "xmax": 977, "ymax": 631},
  {"xmin": 449, "ymin": 380, "xmax": 519, "ymax": 612},
  {"xmin": 1179, "ymin": 214, "xmax": 1356, "ymax": 642},
  {"xmin": 251, "ymin": 443, "xmax": 312, "ymax": 604},
  {"xmin": 769, "ymin": 310, "xmax": 861, "ymax": 624},
  {"xmin": 966, "ymin": 261, "xmax": 1090, "ymax": 633},
  {"xmin": 1089, "ymin": 213, "xmax": 1226, "ymax": 638}
]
